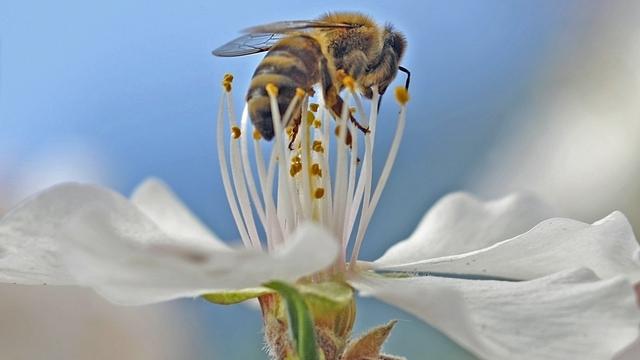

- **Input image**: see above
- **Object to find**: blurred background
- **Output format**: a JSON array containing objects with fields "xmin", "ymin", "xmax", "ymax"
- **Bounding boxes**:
[{"xmin": 1, "ymin": 0, "xmax": 638, "ymax": 358}]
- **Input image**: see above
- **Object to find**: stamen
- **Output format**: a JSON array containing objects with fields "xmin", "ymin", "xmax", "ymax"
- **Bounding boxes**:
[
  {"xmin": 350, "ymin": 86, "xmax": 407, "ymax": 264},
  {"xmin": 342, "ymin": 75, "xmax": 356, "ymax": 92},
  {"xmin": 253, "ymin": 129, "xmax": 262, "ymax": 140},
  {"xmin": 222, "ymin": 73, "xmax": 233, "ymax": 92},
  {"xmin": 312, "ymin": 140, "xmax": 325, "ymax": 153},
  {"xmin": 225, "ymin": 92, "xmax": 262, "ymax": 249},
  {"xmin": 231, "ymin": 126, "xmax": 241, "ymax": 139},
  {"xmin": 332, "ymin": 90, "xmax": 352, "ymax": 250},
  {"xmin": 218, "ymin": 73, "xmax": 406, "ymax": 270},
  {"xmin": 310, "ymin": 163, "xmax": 322, "ymax": 177},
  {"xmin": 395, "ymin": 86, "xmax": 410, "ymax": 105},
  {"xmin": 216, "ymin": 92, "xmax": 251, "ymax": 248},
  {"xmin": 314, "ymin": 187, "xmax": 325, "ymax": 199}
]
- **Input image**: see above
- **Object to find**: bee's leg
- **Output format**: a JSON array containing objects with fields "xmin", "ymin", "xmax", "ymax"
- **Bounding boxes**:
[
  {"xmin": 288, "ymin": 115, "xmax": 301, "ymax": 150},
  {"xmin": 319, "ymin": 58, "xmax": 370, "ymax": 135},
  {"xmin": 376, "ymin": 93, "xmax": 384, "ymax": 114},
  {"xmin": 341, "ymin": 50, "xmax": 369, "ymax": 80},
  {"xmin": 398, "ymin": 66, "xmax": 411, "ymax": 90}
]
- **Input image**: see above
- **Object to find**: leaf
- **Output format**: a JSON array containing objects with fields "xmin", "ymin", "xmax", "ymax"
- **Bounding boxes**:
[
  {"xmin": 202, "ymin": 287, "xmax": 273, "ymax": 305},
  {"xmin": 266, "ymin": 281, "xmax": 320, "ymax": 360}
]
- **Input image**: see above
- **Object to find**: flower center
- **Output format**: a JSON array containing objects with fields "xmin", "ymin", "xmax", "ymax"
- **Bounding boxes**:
[{"xmin": 217, "ymin": 73, "xmax": 409, "ymax": 272}]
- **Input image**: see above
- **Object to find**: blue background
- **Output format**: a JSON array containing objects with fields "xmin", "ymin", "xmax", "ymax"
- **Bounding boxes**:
[{"xmin": 0, "ymin": 1, "xmax": 597, "ymax": 358}]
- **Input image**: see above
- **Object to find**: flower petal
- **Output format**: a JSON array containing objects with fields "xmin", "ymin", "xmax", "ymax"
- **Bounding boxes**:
[
  {"xmin": 376, "ymin": 212, "xmax": 640, "ymax": 281},
  {"xmin": 375, "ymin": 192, "xmax": 553, "ymax": 265},
  {"xmin": 130, "ymin": 178, "xmax": 227, "ymax": 249},
  {"xmin": 351, "ymin": 269, "xmax": 640, "ymax": 360},
  {"xmin": 59, "ymin": 203, "xmax": 339, "ymax": 305},
  {"xmin": 0, "ymin": 183, "xmax": 134, "ymax": 285}
]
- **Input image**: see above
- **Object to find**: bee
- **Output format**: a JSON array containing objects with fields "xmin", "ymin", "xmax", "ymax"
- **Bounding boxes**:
[{"xmin": 213, "ymin": 12, "xmax": 409, "ymax": 145}]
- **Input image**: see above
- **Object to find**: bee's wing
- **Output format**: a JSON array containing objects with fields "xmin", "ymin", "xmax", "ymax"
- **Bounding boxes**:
[
  {"xmin": 212, "ymin": 20, "xmax": 357, "ymax": 57},
  {"xmin": 212, "ymin": 33, "xmax": 287, "ymax": 57},
  {"xmin": 242, "ymin": 20, "xmax": 357, "ymax": 34}
]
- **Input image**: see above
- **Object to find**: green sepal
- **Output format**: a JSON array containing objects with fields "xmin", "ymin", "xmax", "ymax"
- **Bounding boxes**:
[
  {"xmin": 297, "ymin": 281, "xmax": 354, "ymax": 314},
  {"xmin": 202, "ymin": 287, "xmax": 273, "ymax": 305},
  {"xmin": 265, "ymin": 281, "xmax": 320, "ymax": 360}
]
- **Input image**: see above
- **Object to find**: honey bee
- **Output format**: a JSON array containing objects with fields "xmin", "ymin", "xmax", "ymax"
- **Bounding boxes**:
[{"xmin": 213, "ymin": 12, "xmax": 409, "ymax": 144}]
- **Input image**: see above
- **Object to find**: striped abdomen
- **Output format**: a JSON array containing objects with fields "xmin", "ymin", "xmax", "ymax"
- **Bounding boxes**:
[{"xmin": 247, "ymin": 34, "xmax": 323, "ymax": 140}]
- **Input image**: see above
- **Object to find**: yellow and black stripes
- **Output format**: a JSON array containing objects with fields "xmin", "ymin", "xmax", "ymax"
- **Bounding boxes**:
[{"xmin": 247, "ymin": 35, "xmax": 323, "ymax": 140}]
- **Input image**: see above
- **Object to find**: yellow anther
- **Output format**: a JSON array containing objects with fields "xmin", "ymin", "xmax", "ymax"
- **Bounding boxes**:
[
  {"xmin": 394, "ymin": 86, "xmax": 410, "ymax": 105},
  {"xmin": 314, "ymin": 187, "xmax": 325, "ymax": 199},
  {"xmin": 313, "ymin": 120, "xmax": 322, "ymax": 128},
  {"xmin": 312, "ymin": 140, "xmax": 324, "ymax": 153},
  {"xmin": 266, "ymin": 83, "xmax": 279, "ymax": 97},
  {"xmin": 309, "ymin": 103, "xmax": 319, "ymax": 112},
  {"xmin": 289, "ymin": 162, "xmax": 303, "ymax": 177},
  {"xmin": 342, "ymin": 75, "xmax": 356, "ymax": 91},
  {"xmin": 222, "ymin": 73, "xmax": 234, "ymax": 92},
  {"xmin": 253, "ymin": 129, "xmax": 262, "ymax": 140},
  {"xmin": 306, "ymin": 111, "xmax": 315, "ymax": 125},
  {"xmin": 295, "ymin": 87, "xmax": 306, "ymax": 98},
  {"xmin": 231, "ymin": 126, "xmax": 241, "ymax": 139},
  {"xmin": 336, "ymin": 69, "xmax": 347, "ymax": 83},
  {"xmin": 310, "ymin": 163, "xmax": 322, "ymax": 177}
]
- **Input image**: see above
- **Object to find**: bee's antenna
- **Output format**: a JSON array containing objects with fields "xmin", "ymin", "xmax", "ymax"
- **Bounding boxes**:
[
  {"xmin": 376, "ymin": 94, "xmax": 384, "ymax": 114},
  {"xmin": 398, "ymin": 66, "xmax": 411, "ymax": 90}
]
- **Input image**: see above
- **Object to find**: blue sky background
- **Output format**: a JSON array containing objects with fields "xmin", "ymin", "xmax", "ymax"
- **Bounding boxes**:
[{"xmin": 0, "ymin": 1, "xmax": 600, "ymax": 358}]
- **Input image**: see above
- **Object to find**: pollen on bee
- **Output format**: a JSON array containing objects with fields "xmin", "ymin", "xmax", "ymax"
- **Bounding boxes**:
[
  {"xmin": 313, "ymin": 187, "xmax": 325, "ymax": 199},
  {"xmin": 394, "ymin": 86, "xmax": 410, "ymax": 105},
  {"xmin": 266, "ymin": 83, "xmax": 279, "ymax": 97},
  {"xmin": 309, "ymin": 103, "xmax": 319, "ymax": 112},
  {"xmin": 231, "ymin": 126, "xmax": 241, "ymax": 139},
  {"xmin": 312, "ymin": 140, "xmax": 324, "ymax": 153},
  {"xmin": 253, "ymin": 129, "xmax": 262, "ymax": 140},
  {"xmin": 310, "ymin": 163, "xmax": 322, "ymax": 177}
]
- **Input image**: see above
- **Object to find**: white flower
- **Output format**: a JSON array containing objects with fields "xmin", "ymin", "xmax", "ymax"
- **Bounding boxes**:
[{"xmin": 1, "ymin": 75, "xmax": 639, "ymax": 360}]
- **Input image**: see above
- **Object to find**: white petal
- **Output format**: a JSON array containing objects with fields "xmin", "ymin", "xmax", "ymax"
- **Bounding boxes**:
[
  {"xmin": 376, "ymin": 212, "xmax": 640, "ymax": 281},
  {"xmin": 59, "ymin": 203, "xmax": 339, "ymax": 305},
  {"xmin": 351, "ymin": 268, "xmax": 640, "ymax": 360},
  {"xmin": 130, "ymin": 178, "xmax": 227, "ymax": 249},
  {"xmin": 376, "ymin": 192, "xmax": 553, "ymax": 265},
  {"xmin": 0, "ymin": 183, "xmax": 133, "ymax": 285}
]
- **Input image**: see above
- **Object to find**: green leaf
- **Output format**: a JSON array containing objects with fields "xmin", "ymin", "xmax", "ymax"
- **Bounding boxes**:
[
  {"xmin": 265, "ymin": 281, "xmax": 320, "ymax": 360},
  {"xmin": 202, "ymin": 287, "xmax": 273, "ymax": 305}
]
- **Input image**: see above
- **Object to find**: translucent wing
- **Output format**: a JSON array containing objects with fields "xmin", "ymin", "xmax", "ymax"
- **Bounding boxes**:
[
  {"xmin": 242, "ymin": 20, "xmax": 357, "ymax": 34},
  {"xmin": 212, "ymin": 33, "xmax": 286, "ymax": 57},
  {"xmin": 212, "ymin": 20, "xmax": 358, "ymax": 57}
]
